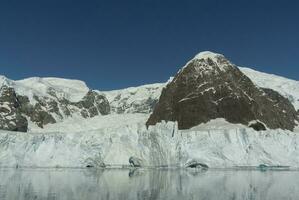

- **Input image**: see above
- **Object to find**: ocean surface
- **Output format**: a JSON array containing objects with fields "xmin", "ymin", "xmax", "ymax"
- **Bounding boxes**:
[{"xmin": 0, "ymin": 168, "xmax": 299, "ymax": 200}]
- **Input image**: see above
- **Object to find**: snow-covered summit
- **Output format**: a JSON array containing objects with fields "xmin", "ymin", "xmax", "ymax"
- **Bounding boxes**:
[
  {"xmin": 0, "ymin": 75, "xmax": 89, "ymax": 102},
  {"xmin": 0, "ymin": 75, "xmax": 13, "ymax": 87},
  {"xmin": 181, "ymin": 51, "xmax": 234, "ymax": 74},
  {"xmin": 194, "ymin": 51, "xmax": 224, "ymax": 61},
  {"xmin": 15, "ymin": 77, "xmax": 89, "ymax": 102}
]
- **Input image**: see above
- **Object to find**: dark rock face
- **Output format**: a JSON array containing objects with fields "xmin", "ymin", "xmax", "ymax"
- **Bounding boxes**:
[
  {"xmin": 0, "ymin": 86, "xmax": 28, "ymax": 132},
  {"xmin": 249, "ymin": 121, "xmax": 267, "ymax": 131},
  {"xmin": 185, "ymin": 160, "xmax": 209, "ymax": 169},
  {"xmin": 18, "ymin": 95, "xmax": 57, "ymax": 128},
  {"xmin": 129, "ymin": 156, "xmax": 143, "ymax": 167},
  {"xmin": 146, "ymin": 52, "xmax": 298, "ymax": 131},
  {"xmin": 0, "ymin": 86, "xmax": 110, "ymax": 132},
  {"xmin": 74, "ymin": 91, "xmax": 110, "ymax": 117}
]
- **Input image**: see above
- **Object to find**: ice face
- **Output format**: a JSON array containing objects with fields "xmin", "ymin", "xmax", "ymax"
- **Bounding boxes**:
[{"xmin": 1, "ymin": 115, "xmax": 299, "ymax": 168}]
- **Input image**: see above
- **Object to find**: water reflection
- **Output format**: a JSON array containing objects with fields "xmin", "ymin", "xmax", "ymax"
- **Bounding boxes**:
[{"xmin": 0, "ymin": 168, "xmax": 299, "ymax": 200}]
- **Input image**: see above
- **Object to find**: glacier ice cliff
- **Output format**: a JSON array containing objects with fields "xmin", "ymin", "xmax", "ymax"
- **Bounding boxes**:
[{"xmin": 0, "ymin": 114, "xmax": 299, "ymax": 168}]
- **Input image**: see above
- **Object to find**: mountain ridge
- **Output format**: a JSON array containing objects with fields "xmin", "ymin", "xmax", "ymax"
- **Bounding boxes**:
[
  {"xmin": 147, "ymin": 52, "xmax": 298, "ymax": 131},
  {"xmin": 0, "ymin": 51, "xmax": 298, "ymax": 132}
]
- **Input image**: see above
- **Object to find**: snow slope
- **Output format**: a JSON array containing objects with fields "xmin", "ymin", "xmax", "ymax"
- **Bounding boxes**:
[
  {"xmin": 0, "ymin": 75, "xmax": 89, "ymax": 103},
  {"xmin": 240, "ymin": 67, "xmax": 299, "ymax": 110},
  {"xmin": 100, "ymin": 83, "xmax": 164, "ymax": 114}
]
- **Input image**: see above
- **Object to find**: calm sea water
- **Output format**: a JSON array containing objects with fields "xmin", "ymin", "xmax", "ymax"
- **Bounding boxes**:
[{"xmin": 0, "ymin": 168, "xmax": 299, "ymax": 200}]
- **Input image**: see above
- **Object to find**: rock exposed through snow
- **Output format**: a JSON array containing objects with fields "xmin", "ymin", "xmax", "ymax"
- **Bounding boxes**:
[{"xmin": 147, "ymin": 52, "xmax": 298, "ymax": 131}]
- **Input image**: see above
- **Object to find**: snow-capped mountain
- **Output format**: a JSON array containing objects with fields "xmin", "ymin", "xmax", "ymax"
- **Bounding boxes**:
[
  {"xmin": 147, "ymin": 51, "xmax": 298, "ymax": 131},
  {"xmin": 0, "ymin": 76, "xmax": 110, "ymax": 132},
  {"xmin": 0, "ymin": 51, "xmax": 299, "ymax": 168},
  {"xmin": 101, "ymin": 66, "xmax": 299, "ymax": 118},
  {"xmin": 0, "ymin": 53, "xmax": 298, "ymax": 133}
]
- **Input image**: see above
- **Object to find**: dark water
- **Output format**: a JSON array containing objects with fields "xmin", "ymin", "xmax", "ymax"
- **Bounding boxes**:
[{"xmin": 0, "ymin": 168, "xmax": 299, "ymax": 200}]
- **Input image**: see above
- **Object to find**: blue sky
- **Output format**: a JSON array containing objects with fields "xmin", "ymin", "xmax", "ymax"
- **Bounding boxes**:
[{"xmin": 0, "ymin": 0, "xmax": 298, "ymax": 90}]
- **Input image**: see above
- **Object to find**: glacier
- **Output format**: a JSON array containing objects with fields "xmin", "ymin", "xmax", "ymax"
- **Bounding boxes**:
[
  {"xmin": 1, "ymin": 114, "xmax": 299, "ymax": 168},
  {"xmin": 0, "ymin": 57, "xmax": 299, "ymax": 169}
]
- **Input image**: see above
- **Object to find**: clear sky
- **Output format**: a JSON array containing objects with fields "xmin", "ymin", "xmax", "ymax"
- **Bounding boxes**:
[{"xmin": 0, "ymin": 0, "xmax": 298, "ymax": 90}]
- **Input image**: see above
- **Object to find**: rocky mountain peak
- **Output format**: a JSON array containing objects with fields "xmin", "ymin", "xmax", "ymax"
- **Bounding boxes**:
[
  {"xmin": 147, "ymin": 53, "xmax": 298, "ymax": 131},
  {"xmin": 194, "ymin": 51, "xmax": 224, "ymax": 61},
  {"xmin": 189, "ymin": 51, "xmax": 233, "ymax": 73}
]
